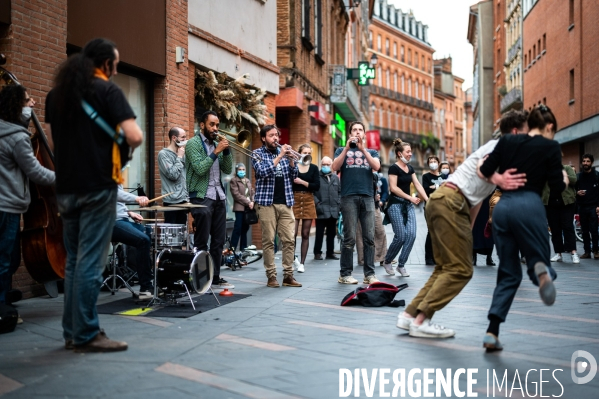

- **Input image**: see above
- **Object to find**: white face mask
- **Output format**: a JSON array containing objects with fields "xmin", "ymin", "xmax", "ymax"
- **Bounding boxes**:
[
  {"xmin": 429, "ymin": 163, "xmax": 438, "ymax": 171},
  {"xmin": 400, "ymin": 155, "xmax": 410, "ymax": 164},
  {"xmin": 441, "ymin": 168, "xmax": 450, "ymax": 175},
  {"xmin": 22, "ymin": 107, "xmax": 32, "ymax": 120},
  {"xmin": 175, "ymin": 139, "xmax": 188, "ymax": 147}
]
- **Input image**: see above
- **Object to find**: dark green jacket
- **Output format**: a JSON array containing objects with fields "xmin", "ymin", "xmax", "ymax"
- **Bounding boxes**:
[
  {"xmin": 542, "ymin": 164, "xmax": 577, "ymax": 206},
  {"xmin": 185, "ymin": 133, "xmax": 233, "ymax": 199}
]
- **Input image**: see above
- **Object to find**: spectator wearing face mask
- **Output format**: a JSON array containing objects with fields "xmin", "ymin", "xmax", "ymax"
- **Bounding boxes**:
[
  {"xmin": 229, "ymin": 163, "xmax": 255, "ymax": 251},
  {"xmin": 440, "ymin": 162, "xmax": 451, "ymax": 178},
  {"xmin": 158, "ymin": 127, "xmax": 190, "ymax": 224},
  {"xmin": 313, "ymin": 156, "xmax": 340, "ymax": 260},
  {"xmin": 421, "ymin": 156, "xmax": 446, "ymax": 265}
]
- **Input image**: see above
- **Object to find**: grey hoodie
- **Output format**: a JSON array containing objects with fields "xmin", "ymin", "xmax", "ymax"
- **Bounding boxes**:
[{"xmin": 0, "ymin": 119, "xmax": 55, "ymax": 214}]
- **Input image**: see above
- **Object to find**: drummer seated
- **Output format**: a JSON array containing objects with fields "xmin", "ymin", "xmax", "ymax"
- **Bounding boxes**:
[{"xmin": 113, "ymin": 187, "xmax": 153, "ymax": 300}]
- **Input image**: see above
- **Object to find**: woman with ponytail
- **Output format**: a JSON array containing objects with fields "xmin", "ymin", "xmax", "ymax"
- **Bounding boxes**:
[
  {"xmin": 381, "ymin": 139, "xmax": 429, "ymax": 277},
  {"xmin": 478, "ymin": 104, "xmax": 567, "ymax": 351}
]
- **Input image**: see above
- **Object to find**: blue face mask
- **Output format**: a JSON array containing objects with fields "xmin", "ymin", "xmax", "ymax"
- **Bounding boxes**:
[
  {"xmin": 237, "ymin": 171, "xmax": 246, "ymax": 178},
  {"xmin": 321, "ymin": 166, "xmax": 331, "ymax": 174}
]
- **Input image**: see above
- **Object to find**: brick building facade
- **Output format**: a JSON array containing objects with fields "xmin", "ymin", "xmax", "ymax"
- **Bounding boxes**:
[
  {"xmin": 524, "ymin": 0, "xmax": 599, "ymax": 167},
  {"xmin": 0, "ymin": 0, "xmax": 279, "ymax": 298},
  {"xmin": 368, "ymin": 0, "xmax": 435, "ymax": 173},
  {"xmin": 276, "ymin": 0, "xmax": 348, "ymax": 164},
  {"xmin": 433, "ymin": 58, "xmax": 466, "ymax": 169}
]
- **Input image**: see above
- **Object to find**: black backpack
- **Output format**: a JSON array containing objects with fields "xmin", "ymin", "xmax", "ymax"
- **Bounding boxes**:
[
  {"xmin": 341, "ymin": 282, "xmax": 408, "ymax": 307},
  {"xmin": 0, "ymin": 304, "xmax": 18, "ymax": 334}
]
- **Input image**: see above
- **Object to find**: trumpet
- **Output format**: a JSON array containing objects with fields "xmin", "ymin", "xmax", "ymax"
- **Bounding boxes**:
[
  {"xmin": 215, "ymin": 128, "xmax": 262, "ymax": 162},
  {"xmin": 276, "ymin": 143, "xmax": 312, "ymax": 165}
]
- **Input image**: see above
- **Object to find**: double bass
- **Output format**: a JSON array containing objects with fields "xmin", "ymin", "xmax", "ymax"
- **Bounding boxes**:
[{"xmin": 0, "ymin": 54, "xmax": 66, "ymax": 287}]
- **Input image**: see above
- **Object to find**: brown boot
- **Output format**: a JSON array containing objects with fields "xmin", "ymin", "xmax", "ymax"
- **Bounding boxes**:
[
  {"xmin": 73, "ymin": 330, "xmax": 127, "ymax": 353},
  {"xmin": 267, "ymin": 276, "xmax": 279, "ymax": 287},
  {"xmin": 594, "ymin": 251, "xmax": 599, "ymax": 259},
  {"xmin": 282, "ymin": 275, "xmax": 302, "ymax": 287},
  {"xmin": 580, "ymin": 252, "xmax": 592, "ymax": 259}
]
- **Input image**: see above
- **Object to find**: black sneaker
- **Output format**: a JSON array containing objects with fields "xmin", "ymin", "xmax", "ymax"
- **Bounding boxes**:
[{"xmin": 212, "ymin": 278, "xmax": 235, "ymax": 290}]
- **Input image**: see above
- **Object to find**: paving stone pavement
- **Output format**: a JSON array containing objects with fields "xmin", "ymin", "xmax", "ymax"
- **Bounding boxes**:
[{"xmin": 1, "ymin": 209, "xmax": 598, "ymax": 398}]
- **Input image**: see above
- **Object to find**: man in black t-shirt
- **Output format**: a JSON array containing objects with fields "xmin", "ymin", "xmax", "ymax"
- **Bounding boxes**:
[
  {"xmin": 332, "ymin": 121, "xmax": 381, "ymax": 284},
  {"xmin": 46, "ymin": 38, "xmax": 143, "ymax": 353}
]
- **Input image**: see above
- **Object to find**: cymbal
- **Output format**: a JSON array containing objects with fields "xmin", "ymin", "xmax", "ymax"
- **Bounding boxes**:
[
  {"xmin": 170, "ymin": 202, "xmax": 207, "ymax": 208},
  {"xmin": 137, "ymin": 206, "xmax": 187, "ymax": 212},
  {"xmin": 140, "ymin": 219, "xmax": 164, "ymax": 222}
]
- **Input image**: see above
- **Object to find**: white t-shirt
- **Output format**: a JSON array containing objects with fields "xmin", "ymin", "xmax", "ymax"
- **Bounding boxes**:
[{"xmin": 447, "ymin": 139, "xmax": 498, "ymax": 207}]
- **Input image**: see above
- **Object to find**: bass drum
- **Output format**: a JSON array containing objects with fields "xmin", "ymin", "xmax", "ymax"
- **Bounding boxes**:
[{"xmin": 155, "ymin": 249, "xmax": 213, "ymax": 294}]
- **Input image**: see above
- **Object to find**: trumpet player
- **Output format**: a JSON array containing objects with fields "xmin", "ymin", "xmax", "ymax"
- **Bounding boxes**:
[
  {"xmin": 252, "ymin": 125, "xmax": 302, "ymax": 288},
  {"xmin": 185, "ymin": 110, "xmax": 234, "ymax": 290}
]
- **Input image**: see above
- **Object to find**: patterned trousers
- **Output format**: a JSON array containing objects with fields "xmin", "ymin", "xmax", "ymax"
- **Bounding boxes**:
[{"xmin": 384, "ymin": 202, "xmax": 416, "ymax": 267}]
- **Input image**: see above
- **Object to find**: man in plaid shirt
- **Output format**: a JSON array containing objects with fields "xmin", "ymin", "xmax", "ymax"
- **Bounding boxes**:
[{"xmin": 252, "ymin": 125, "xmax": 302, "ymax": 288}]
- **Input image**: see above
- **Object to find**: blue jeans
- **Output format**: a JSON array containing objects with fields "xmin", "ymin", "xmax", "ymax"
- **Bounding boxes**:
[
  {"xmin": 58, "ymin": 188, "xmax": 116, "ymax": 345},
  {"xmin": 489, "ymin": 191, "xmax": 557, "ymax": 322},
  {"xmin": 112, "ymin": 219, "xmax": 153, "ymax": 291},
  {"xmin": 0, "ymin": 211, "xmax": 20, "ymax": 304},
  {"xmin": 340, "ymin": 195, "xmax": 375, "ymax": 277},
  {"xmin": 230, "ymin": 211, "xmax": 249, "ymax": 251}
]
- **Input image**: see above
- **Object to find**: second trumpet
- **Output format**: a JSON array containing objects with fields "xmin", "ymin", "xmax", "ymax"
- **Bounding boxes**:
[{"xmin": 276, "ymin": 143, "xmax": 312, "ymax": 165}]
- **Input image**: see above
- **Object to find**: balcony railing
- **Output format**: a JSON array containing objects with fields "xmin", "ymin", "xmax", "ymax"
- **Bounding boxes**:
[
  {"xmin": 507, "ymin": 37, "xmax": 521, "ymax": 64},
  {"xmin": 500, "ymin": 86, "xmax": 523, "ymax": 112},
  {"xmin": 370, "ymin": 85, "xmax": 434, "ymax": 111}
]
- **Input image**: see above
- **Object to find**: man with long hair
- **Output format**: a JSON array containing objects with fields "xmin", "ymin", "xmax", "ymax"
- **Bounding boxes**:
[
  {"xmin": 0, "ymin": 85, "xmax": 55, "ymax": 322},
  {"xmin": 46, "ymin": 38, "xmax": 143, "ymax": 352}
]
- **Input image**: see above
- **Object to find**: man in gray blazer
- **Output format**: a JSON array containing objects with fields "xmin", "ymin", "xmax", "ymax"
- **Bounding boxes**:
[{"xmin": 313, "ymin": 156, "xmax": 340, "ymax": 260}]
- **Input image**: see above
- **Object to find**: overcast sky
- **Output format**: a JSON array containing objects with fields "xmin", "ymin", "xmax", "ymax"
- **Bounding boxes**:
[{"xmin": 388, "ymin": 0, "xmax": 475, "ymax": 89}]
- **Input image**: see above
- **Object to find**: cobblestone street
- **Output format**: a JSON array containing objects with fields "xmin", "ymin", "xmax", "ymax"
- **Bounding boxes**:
[{"xmin": 1, "ymin": 210, "xmax": 598, "ymax": 398}]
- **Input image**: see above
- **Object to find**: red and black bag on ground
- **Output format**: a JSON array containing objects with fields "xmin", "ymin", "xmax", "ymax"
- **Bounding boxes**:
[{"xmin": 341, "ymin": 282, "xmax": 408, "ymax": 307}]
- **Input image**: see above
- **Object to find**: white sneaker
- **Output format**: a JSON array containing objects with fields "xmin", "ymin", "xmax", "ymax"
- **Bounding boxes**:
[
  {"xmin": 363, "ymin": 275, "xmax": 379, "ymax": 284},
  {"xmin": 409, "ymin": 319, "xmax": 455, "ymax": 338},
  {"xmin": 137, "ymin": 291, "xmax": 153, "ymax": 300},
  {"xmin": 550, "ymin": 253, "xmax": 562, "ymax": 262},
  {"xmin": 396, "ymin": 312, "xmax": 414, "ymax": 331},
  {"xmin": 293, "ymin": 256, "xmax": 301, "ymax": 271},
  {"xmin": 338, "ymin": 275, "xmax": 359, "ymax": 284},
  {"xmin": 572, "ymin": 253, "xmax": 580, "ymax": 264},
  {"xmin": 397, "ymin": 267, "xmax": 410, "ymax": 277},
  {"xmin": 297, "ymin": 263, "xmax": 305, "ymax": 273},
  {"xmin": 382, "ymin": 262, "xmax": 395, "ymax": 275}
]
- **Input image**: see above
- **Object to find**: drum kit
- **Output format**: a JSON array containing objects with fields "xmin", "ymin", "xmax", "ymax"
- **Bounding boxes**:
[{"xmin": 132, "ymin": 203, "xmax": 221, "ymax": 308}]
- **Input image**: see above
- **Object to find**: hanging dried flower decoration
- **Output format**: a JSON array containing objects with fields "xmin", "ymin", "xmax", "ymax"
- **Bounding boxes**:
[{"xmin": 194, "ymin": 70, "xmax": 267, "ymax": 133}]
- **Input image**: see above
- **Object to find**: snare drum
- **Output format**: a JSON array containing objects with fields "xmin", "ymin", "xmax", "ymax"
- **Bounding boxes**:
[
  {"xmin": 147, "ymin": 223, "xmax": 187, "ymax": 247},
  {"xmin": 155, "ymin": 249, "xmax": 213, "ymax": 294}
]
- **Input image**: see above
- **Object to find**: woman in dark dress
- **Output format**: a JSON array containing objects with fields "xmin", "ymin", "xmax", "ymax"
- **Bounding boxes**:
[
  {"xmin": 421, "ymin": 155, "xmax": 447, "ymax": 265},
  {"xmin": 478, "ymin": 105, "xmax": 567, "ymax": 351},
  {"xmin": 292, "ymin": 144, "xmax": 320, "ymax": 273},
  {"xmin": 472, "ymin": 194, "xmax": 495, "ymax": 266}
]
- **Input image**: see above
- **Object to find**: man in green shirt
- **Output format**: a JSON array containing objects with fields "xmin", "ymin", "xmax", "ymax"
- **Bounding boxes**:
[{"xmin": 186, "ymin": 111, "xmax": 234, "ymax": 290}]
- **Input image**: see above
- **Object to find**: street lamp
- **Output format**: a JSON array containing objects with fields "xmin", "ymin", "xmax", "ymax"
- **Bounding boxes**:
[{"xmin": 370, "ymin": 53, "xmax": 378, "ymax": 66}]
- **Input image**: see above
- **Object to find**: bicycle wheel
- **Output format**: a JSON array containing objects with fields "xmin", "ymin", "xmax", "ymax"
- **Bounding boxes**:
[{"xmin": 240, "ymin": 251, "xmax": 263, "ymax": 264}]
